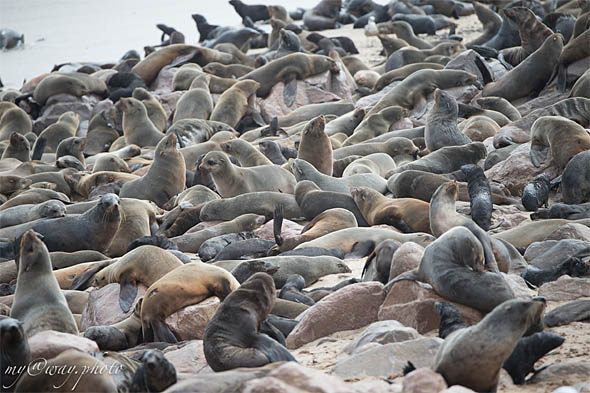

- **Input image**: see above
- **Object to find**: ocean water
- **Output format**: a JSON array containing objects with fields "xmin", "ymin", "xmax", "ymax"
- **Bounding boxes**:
[{"xmin": 1, "ymin": 0, "xmax": 389, "ymax": 89}]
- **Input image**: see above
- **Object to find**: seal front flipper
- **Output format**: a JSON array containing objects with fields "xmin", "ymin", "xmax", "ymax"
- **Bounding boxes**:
[
  {"xmin": 259, "ymin": 318, "xmax": 286, "ymax": 346},
  {"xmin": 70, "ymin": 260, "xmax": 111, "ymax": 290},
  {"xmin": 252, "ymin": 333, "xmax": 297, "ymax": 363},
  {"xmin": 474, "ymin": 56, "xmax": 494, "ymax": 85},
  {"xmin": 167, "ymin": 50, "xmax": 199, "ymax": 68},
  {"xmin": 119, "ymin": 274, "xmax": 138, "ymax": 313},
  {"xmin": 346, "ymin": 240, "xmax": 375, "ymax": 259},
  {"xmin": 529, "ymin": 145, "xmax": 549, "ymax": 168},
  {"xmin": 273, "ymin": 204, "xmax": 284, "ymax": 246},
  {"xmin": 151, "ymin": 320, "xmax": 178, "ymax": 343},
  {"xmin": 283, "ymin": 76, "xmax": 298, "ymax": 107}
]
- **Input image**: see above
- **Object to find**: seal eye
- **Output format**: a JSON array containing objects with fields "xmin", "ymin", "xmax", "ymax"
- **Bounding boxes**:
[{"xmin": 207, "ymin": 160, "xmax": 215, "ymax": 166}]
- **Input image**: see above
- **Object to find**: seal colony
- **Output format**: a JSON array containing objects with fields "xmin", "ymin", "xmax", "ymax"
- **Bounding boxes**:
[{"xmin": 1, "ymin": 1, "xmax": 589, "ymax": 392}]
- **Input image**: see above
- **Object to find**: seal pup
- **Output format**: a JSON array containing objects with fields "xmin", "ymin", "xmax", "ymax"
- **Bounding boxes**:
[
  {"xmin": 521, "ymin": 173, "xmax": 551, "ymax": 212},
  {"xmin": 204, "ymin": 272, "xmax": 296, "ymax": 371},
  {"xmin": 384, "ymin": 227, "xmax": 515, "ymax": 312},
  {"xmin": 119, "ymin": 133, "xmax": 186, "ymax": 208},
  {"xmin": 425, "ymin": 89, "xmax": 471, "ymax": 152},
  {"xmin": 278, "ymin": 274, "xmax": 315, "ymax": 306},
  {"xmin": 461, "ymin": 164, "xmax": 493, "ymax": 230},
  {"xmin": 521, "ymin": 256, "xmax": 590, "ymax": 287},
  {"xmin": 199, "ymin": 151, "xmax": 296, "ymax": 198},
  {"xmin": 297, "ymin": 116, "xmax": 333, "ymax": 176},
  {"xmin": 141, "ymin": 262, "xmax": 240, "ymax": 343},
  {"xmin": 0, "ymin": 318, "xmax": 31, "ymax": 391},
  {"xmin": 433, "ymin": 298, "xmax": 546, "ymax": 392},
  {"xmin": 10, "ymin": 231, "xmax": 78, "ymax": 336}
]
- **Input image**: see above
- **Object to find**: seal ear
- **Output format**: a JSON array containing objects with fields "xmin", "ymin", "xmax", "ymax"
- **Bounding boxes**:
[
  {"xmin": 119, "ymin": 274, "xmax": 138, "ymax": 313},
  {"xmin": 71, "ymin": 260, "xmax": 110, "ymax": 290}
]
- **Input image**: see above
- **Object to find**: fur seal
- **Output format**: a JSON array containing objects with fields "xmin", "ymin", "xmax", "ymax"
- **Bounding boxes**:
[
  {"xmin": 384, "ymin": 227, "xmax": 515, "ymax": 312},
  {"xmin": 229, "ymin": 0, "xmax": 270, "ymax": 22},
  {"xmin": 278, "ymin": 274, "xmax": 315, "ymax": 305},
  {"xmin": 10, "ymin": 231, "xmax": 78, "ymax": 336},
  {"xmin": 522, "ymin": 256, "xmax": 590, "ymax": 287},
  {"xmin": 361, "ymin": 239, "xmax": 401, "ymax": 284},
  {"xmin": 132, "ymin": 87, "xmax": 167, "ymax": 131},
  {"xmin": 119, "ymin": 97, "xmax": 163, "ymax": 147},
  {"xmin": 1, "ymin": 132, "xmax": 30, "ymax": 162},
  {"xmin": 83, "ymin": 298, "xmax": 143, "ymax": 351},
  {"xmin": 200, "ymin": 192, "xmax": 301, "ymax": 222},
  {"xmin": 530, "ymin": 116, "xmax": 590, "ymax": 170},
  {"xmin": 500, "ymin": 7, "xmax": 553, "ymax": 67},
  {"xmin": 373, "ymin": 63, "xmax": 444, "ymax": 92},
  {"xmin": 199, "ymin": 151, "xmax": 296, "ymax": 198},
  {"xmin": 351, "ymin": 186, "xmax": 431, "ymax": 234},
  {"xmin": 521, "ymin": 173, "xmax": 550, "ymax": 212},
  {"xmin": 210, "ymin": 80, "xmax": 260, "ymax": 128},
  {"xmin": 555, "ymin": 29, "xmax": 590, "ymax": 92},
  {"xmin": 476, "ymin": 96, "xmax": 521, "ymax": 121},
  {"xmin": 173, "ymin": 74, "xmax": 213, "ymax": 122},
  {"xmin": 0, "ymin": 199, "xmax": 66, "ymax": 228},
  {"xmin": 0, "ymin": 105, "xmax": 33, "ymax": 141},
  {"xmin": 204, "ymin": 272, "xmax": 295, "ymax": 371},
  {"xmin": 141, "ymin": 262, "xmax": 240, "ymax": 343},
  {"xmin": 562, "ymin": 150, "xmax": 590, "ymax": 204},
  {"xmin": 433, "ymin": 298, "xmax": 545, "ymax": 392},
  {"xmin": 344, "ymin": 106, "xmax": 405, "ymax": 146},
  {"xmin": 221, "ymin": 139, "xmax": 272, "ymax": 167},
  {"xmin": 333, "ymin": 136, "xmax": 419, "ymax": 163},
  {"xmin": 198, "ymin": 232, "xmax": 258, "ymax": 262},
  {"xmin": 482, "ymin": 33, "xmax": 564, "ymax": 101},
  {"xmin": 120, "ymin": 133, "xmax": 186, "ymax": 208},
  {"xmin": 297, "ymin": 116, "xmax": 333, "ymax": 176},
  {"xmin": 425, "ymin": 88, "xmax": 472, "ymax": 152},
  {"xmin": 34, "ymin": 111, "xmax": 80, "ymax": 153},
  {"xmin": 379, "ymin": 21, "xmax": 432, "ymax": 50},
  {"xmin": 465, "ymin": 1, "xmax": 502, "ymax": 47},
  {"xmin": 342, "ymin": 153, "xmax": 397, "ymax": 178},
  {"xmin": 303, "ymin": 0, "xmax": 341, "ymax": 31},
  {"xmin": 32, "ymin": 72, "xmax": 107, "ymax": 106},
  {"xmin": 461, "ymin": 164, "xmax": 493, "ymax": 230}
]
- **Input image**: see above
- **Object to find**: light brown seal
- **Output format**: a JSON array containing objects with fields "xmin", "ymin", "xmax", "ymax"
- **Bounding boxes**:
[
  {"xmin": 141, "ymin": 261, "xmax": 240, "ymax": 343},
  {"xmin": 1, "ymin": 132, "xmax": 30, "ymax": 161},
  {"xmin": 209, "ymin": 80, "xmax": 260, "ymax": 128},
  {"xmin": 172, "ymin": 74, "xmax": 213, "ymax": 122},
  {"xmin": 221, "ymin": 139, "xmax": 273, "ymax": 167},
  {"xmin": 132, "ymin": 87, "xmax": 167, "ymax": 131},
  {"xmin": 119, "ymin": 97, "xmax": 164, "ymax": 147},
  {"xmin": 32, "ymin": 72, "xmax": 107, "ymax": 106},
  {"xmin": 297, "ymin": 115, "xmax": 333, "ymax": 175},
  {"xmin": 34, "ymin": 111, "xmax": 80, "ymax": 153},
  {"xmin": 343, "ymin": 106, "xmax": 406, "ymax": 146}
]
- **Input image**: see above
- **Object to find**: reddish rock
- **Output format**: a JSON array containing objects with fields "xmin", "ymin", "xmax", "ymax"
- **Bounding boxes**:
[
  {"xmin": 344, "ymin": 320, "xmax": 420, "ymax": 354},
  {"xmin": 378, "ymin": 280, "xmax": 484, "ymax": 334},
  {"xmin": 503, "ymin": 274, "xmax": 535, "ymax": 299},
  {"xmin": 455, "ymin": 201, "xmax": 530, "ymax": 233},
  {"xmin": 389, "ymin": 242, "xmax": 424, "ymax": 281},
  {"xmin": 29, "ymin": 330, "xmax": 98, "ymax": 360},
  {"xmin": 80, "ymin": 283, "xmax": 147, "ymax": 331},
  {"xmin": 158, "ymin": 91, "xmax": 184, "ymax": 120},
  {"xmin": 151, "ymin": 67, "xmax": 178, "ymax": 95},
  {"xmin": 286, "ymin": 282, "xmax": 385, "ymax": 349},
  {"xmin": 254, "ymin": 219, "xmax": 303, "ymax": 242},
  {"xmin": 538, "ymin": 277, "xmax": 590, "ymax": 301},
  {"xmin": 166, "ymin": 297, "xmax": 221, "ymax": 341},
  {"xmin": 163, "ymin": 340, "xmax": 211, "ymax": 379},
  {"xmin": 544, "ymin": 223, "xmax": 590, "ymax": 242},
  {"xmin": 529, "ymin": 362, "xmax": 590, "ymax": 385},
  {"xmin": 402, "ymin": 367, "xmax": 447, "ymax": 393}
]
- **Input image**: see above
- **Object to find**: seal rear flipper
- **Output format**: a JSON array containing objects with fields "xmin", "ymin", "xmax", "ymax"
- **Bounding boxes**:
[
  {"xmin": 31, "ymin": 137, "xmax": 47, "ymax": 161},
  {"xmin": 273, "ymin": 204, "xmax": 284, "ymax": 246},
  {"xmin": 119, "ymin": 276, "xmax": 138, "ymax": 313},
  {"xmin": 167, "ymin": 51, "xmax": 199, "ymax": 69},
  {"xmin": 151, "ymin": 320, "xmax": 178, "ymax": 343},
  {"xmin": 403, "ymin": 361, "xmax": 416, "ymax": 376},
  {"xmin": 252, "ymin": 333, "xmax": 297, "ymax": 363},
  {"xmin": 283, "ymin": 76, "xmax": 298, "ymax": 107},
  {"xmin": 556, "ymin": 65, "xmax": 567, "ymax": 92},
  {"xmin": 383, "ymin": 269, "xmax": 422, "ymax": 292},
  {"xmin": 471, "ymin": 45, "xmax": 499, "ymax": 60},
  {"xmin": 259, "ymin": 318, "xmax": 286, "ymax": 345},
  {"xmin": 70, "ymin": 260, "xmax": 111, "ymax": 290}
]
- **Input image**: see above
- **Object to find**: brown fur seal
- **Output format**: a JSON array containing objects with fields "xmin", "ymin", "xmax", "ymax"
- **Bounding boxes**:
[
  {"xmin": 0, "ymin": 175, "xmax": 31, "ymax": 196},
  {"xmin": 85, "ymin": 245, "xmax": 182, "ymax": 312},
  {"xmin": 32, "ymin": 72, "xmax": 107, "ymax": 106},
  {"xmin": 342, "ymin": 153, "xmax": 397, "ymax": 178},
  {"xmin": 297, "ymin": 115, "xmax": 333, "ymax": 175},
  {"xmin": 92, "ymin": 153, "xmax": 130, "ymax": 173},
  {"xmin": 555, "ymin": 29, "xmax": 590, "ymax": 92},
  {"xmin": 14, "ymin": 349, "xmax": 118, "ymax": 392},
  {"xmin": 434, "ymin": 298, "xmax": 545, "ymax": 392},
  {"xmin": 482, "ymin": 33, "xmax": 564, "ymax": 101},
  {"xmin": 529, "ymin": 115, "xmax": 590, "ymax": 171},
  {"xmin": 200, "ymin": 151, "xmax": 296, "ymax": 197},
  {"xmin": 221, "ymin": 139, "xmax": 272, "ymax": 167},
  {"xmin": 500, "ymin": 7, "xmax": 553, "ymax": 67},
  {"xmin": 458, "ymin": 116, "xmax": 500, "ymax": 142},
  {"xmin": 385, "ymin": 227, "xmax": 515, "ymax": 313},
  {"xmin": 55, "ymin": 136, "xmax": 86, "ymax": 167},
  {"xmin": 239, "ymin": 53, "xmax": 340, "ymax": 98},
  {"xmin": 344, "ymin": 106, "xmax": 406, "ymax": 146},
  {"xmin": 351, "ymin": 186, "xmax": 431, "ymax": 234},
  {"xmin": 141, "ymin": 261, "xmax": 240, "ymax": 343},
  {"xmin": 132, "ymin": 87, "xmax": 167, "ymax": 131},
  {"xmin": 120, "ymin": 133, "xmax": 186, "ymax": 208},
  {"xmin": 210, "ymin": 80, "xmax": 260, "ymax": 128},
  {"xmin": 425, "ymin": 88, "xmax": 471, "ymax": 152},
  {"xmin": 10, "ymin": 231, "xmax": 78, "ymax": 336},
  {"xmin": 0, "ymin": 199, "xmax": 66, "ymax": 229},
  {"xmin": 385, "ymin": 42, "xmax": 465, "ymax": 72},
  {"xmin": 378, "ymin": 20, "xmax": 432, "ymax": 50},
  {"xmin": 120, "ymin": 97, "xmax": 164, "ymax": 147},
  {"xmin": 373, "ymin": 63, "xmax": 444, "ymax": 92},
  {"xmin": 84, "ymin": 110, "xmax": 121, "ymax": 155},
  {"xmin": 204, "ymin": 272, "xmax": 295, "ymax": 371},
  {"xmin": 200, "ymin": 192, "xmax": 301, "ymax": 221},
  {"xmin": 35, "ymin": 111, "xmax": 80, "ymax": 153},
  {"xmin": 172, "ymin": 63, "xmax": 203, "ymax": 91},
  {"xmin": 171, "ymin": 213, "xmax": 266, "ymax": 253},
  {"xmin": 172, "ymin": 74, "xmax": 213, "ymax": 122},
  {"xmin": 83, "ymin": 298, "xmax": 143, "ymax": 350},
  {"xmin": 465, "ymin": 1, "xmax": 502, "ymax": 47},
  {"xmin": 303, "ymin": 0, "xmax": 341, "ymax": 31},
  {"xmin": 476, "ymin": 96, "xmax": 521, "ymax": 121},
  {"xmin": 1, "ymin": 132, "xmax": 30, "ymax": 161},
  {"xmin": 368, "ymin": 69, "xmax": 478, "ymax": 115},
  {"xmin": 562, "ymin": 150, "xmax": 590, "ymax": 204},
  {"xmin": 333, "ymin": 136, "xmax": 419, "ymax": 162},
  {"xmin": 203, "ymin": 62, "xmax": 253, "ymax": 78}
]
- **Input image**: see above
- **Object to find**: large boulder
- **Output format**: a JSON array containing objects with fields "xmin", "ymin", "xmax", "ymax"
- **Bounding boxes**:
[
  {"xmin": 402, "ymin": 367, "xmax": 447, "ymax": 393},
  {"xmin": 29, "ymin": 330, "xmax": 98, "ymax": 360},
  {"xmin": 163, "ymin": 340, "xmax": 211, "ymax": 379},
  {"xmin": 538, "ymin": 277, "xmax": 590, "ymax": 301},
  {"xmin": 80, "ymin": 283, "xmax": 147, "ymax": 330},
  {"xmin": 343, "ymin": 320, "xmax": 420, "ymax": 355},
  {"xmin": 165, "ymin": 297, "xmax": 221, "ymax": 341}
]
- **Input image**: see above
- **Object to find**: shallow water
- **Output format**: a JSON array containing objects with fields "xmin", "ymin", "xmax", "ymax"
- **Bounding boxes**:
[{"xmin": 1, "ymin": 0, "xmax": 388, "ymax": 89}]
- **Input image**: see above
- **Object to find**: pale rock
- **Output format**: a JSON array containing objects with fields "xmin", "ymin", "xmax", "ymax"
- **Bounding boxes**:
[
  {"xmin": 165, "ymin": 297, "xmax": 220, "ymax": 341},
  {"xmin": 402, "ymin": 367, "xmax": 447, "ymax": 393},
  {"xmin": 389, "ymin": 242, "xmax": 424, "ymax": 281},
  {"xmin": 544, "ymin": 223, "xmax": 590, "ymax": 242},
  {"xmin": 529, "ymin": 362, "xmax": 590, "ymax": 385},
  {"xmin": 538, "ymin": 277, "xmax": 590, "ymax": 301},
  {"xmin": 344, "ymin": 320, "xmax": 420, "ymax": 354},
  {"xmin": 29, "ymin": 330, "xmax": 98, "ymax": 360}
]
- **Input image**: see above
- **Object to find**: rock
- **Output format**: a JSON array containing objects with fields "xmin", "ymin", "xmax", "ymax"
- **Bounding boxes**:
[
  {"xmin": 163, "ymin": 340, "xmax": 211, "ymax": 379},
  {"xmin": 455, "ymin": 201, "xmax": 530, "ymax": 233},
  {"xmin": 29, "ymin": 330, "xmax": 98, "ymax": 360},
  {"xmin": 80, "ymin": 283, "xmax": 147, "ymax": 330},
  {"xmin": 389, "ymin": 242, "xmax": 424, "ymax": 281},
  {"xmin": 529, "ymin": 362, "xmax": 590, "ymax": 385},
  {"xmin": 526, "ymin": 239, "xmax": 590, "ymax": 269},
  {"xmin": 439, "ymin": 387, "xmax": 477, "ymax": 393},
  {"xmin": 286, "ymin": 282, "xmax": 385, "ymax": 349},
  {"xmin": 242, "ymin": 362, "xmax": 399, "ymax": 393},
  {"xmin": 35, "ymin": 94, "xmax": 100, "ymax": 136},
  {"xmin": 378, "ymin": 280, "xmax": 484, "ymax": 334},
  {"xmin": 150, "ymin": 67, "xmax": 178, "ymax": 95},
  {"xmin": 487, "ymin": 60, "xmax": 508, "ymax": 81},
  {"xmin": 254, "ymin": 219, "xmax": 303, "ymax": 242},
  {"xmin": 343, "ymin": 320, "xmax": 420, "ymax": 355},
  {"xmin": 545, "ymin": 300, "xmax": 590, "ymax": 327},
  {"xmin": 332, "ymin": 337, "xmax": 443, "ymax": 378},
  {"xmin": 538, "ymin": 277, "xmax": 590, "ymax": 301},
  {"xmin": 545, "ymin": 223, "xmax": 590, "ymax": 242},
  {"xmin": 402, "ymin": 367, "xmax": 447, "ymax": 393},
  {"xmin": 503, "ymin": 274, "xmax": 535, "ymax": 299},
  {"xmin": 158, "ymin": 91, "xmax": 184, "ymax": 120},
  {"xmin": 485, "ymin": 143, "xmax": 560, "ymax": 197},
  {"xmin": 515, "ymin": 90, "xmax": 571, "ymax": 118},
  {"xmin": 165, "ymin": 297, "xmax": 220, "ymax": 341},
  {"xmin": 445, "ymin": 49, "xmax": 494, "ymax": 86}
]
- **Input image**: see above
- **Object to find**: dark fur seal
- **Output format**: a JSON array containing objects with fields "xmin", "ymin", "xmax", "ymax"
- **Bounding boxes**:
[
  {"xmin": 203, "ymin": 272, "xmax": 296, "ymax": 371},
  {"xmin": 521, "ymin": 257, "xmax": 590, "ymax": 287},
  {"xmin": 562, "ymin": 150, "xmax": 590, "ymax": 204},
  {"xmin": 461, "ymin": 164, "xmax": 493, "ymax": 230},
  {"xmin": 521, "ymin": 173, "xmax": 550, "ymax": 212},
  {"xmin": 425, "ymin": 88, "xmax": 471, "ymax": 152},
  {"xmin": 303, "ymin": 0, "xmax": 341, "ymax": 31},
  {"xmin": 278, "ymin": 274, "xmax": 315, "ymax": 306},
  {"xmin": 361, "ymin": 239, "xmax": 401, "ymax": 284},
  {"xmin": 229, "ymin": 0, "xmax": 270, "ymax": 22}
]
